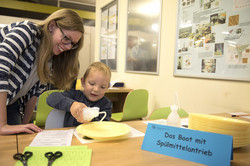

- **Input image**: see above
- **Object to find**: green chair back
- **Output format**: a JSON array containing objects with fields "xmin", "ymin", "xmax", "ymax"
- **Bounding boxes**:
[
  {"xmin": 149, "ymin": 107, "xmax": 171, "ymax": 120},
  {"xmin": 178, "ymin": 108, "xmax": 189, "ymax": 118},
  {"xmin": 149, "ymin": 107, "xmax": 188, "ymax": 120},
  {"xmin": 35, "ymin": 89, "xmax": 63, "ymax": 127},
  {"xmin": 111, "ymin": 89, "xmax": 149, "ymax": 121}
]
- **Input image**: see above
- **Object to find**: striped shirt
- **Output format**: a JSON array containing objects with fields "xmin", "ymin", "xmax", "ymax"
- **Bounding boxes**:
[{"xmin": 0, "ymin": 21, "xmax": 46, "ymax": 105}]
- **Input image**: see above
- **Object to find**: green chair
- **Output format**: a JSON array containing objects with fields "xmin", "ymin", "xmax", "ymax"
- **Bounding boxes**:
[
  {"xmin": 35, "ymin": 89, "xmax": 63, "ymax": 127},
  {"xmin": 111, "ymin": 89, "xmax": 149, "ymax": 121},
  {"xmin": 149, "ymin": 107, "xmax": 188, "ymax": 120},
  {"xmin": 149, "ymin": 107, "xmax": 171, "ymax": 120},
  {"xmin": 177, "ymin": 108, "xmax": 189, "ymax": 118}
]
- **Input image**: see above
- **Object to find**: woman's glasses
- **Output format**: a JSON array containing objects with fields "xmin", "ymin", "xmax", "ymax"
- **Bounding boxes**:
[{"xmin": 58, "ymin": 27, "xmax": 79, "ymax": 49}]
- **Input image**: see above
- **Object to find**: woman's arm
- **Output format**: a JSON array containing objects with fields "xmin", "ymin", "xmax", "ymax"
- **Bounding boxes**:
[
  {"xmin": 22, "ymin": 96, "xmax": 37, "ymax": 124},
  {"xmin": 0, "ymin": 92, "xmax": 42, "ymax": 135},
  {"xmin": 0, "ymin": 92, "xmax": 8, "ymax": 131}
]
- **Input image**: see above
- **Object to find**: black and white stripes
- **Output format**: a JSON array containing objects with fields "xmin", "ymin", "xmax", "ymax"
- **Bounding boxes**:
[{"xmin": 0, "ymin": 21, "xmax": 46, "ymax": 105}]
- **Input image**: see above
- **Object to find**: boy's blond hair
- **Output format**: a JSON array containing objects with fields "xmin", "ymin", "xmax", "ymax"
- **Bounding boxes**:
[{"xmin": 83, "ymin": 62, "xmax": 111, "ymax": 84}]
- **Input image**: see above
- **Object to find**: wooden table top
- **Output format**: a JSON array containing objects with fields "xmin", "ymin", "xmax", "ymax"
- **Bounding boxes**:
[
  {"xmin": 2, "ymin": 113, "xmax": 250, "ymax": 166},
  {"xmin": 16, "ymin": 121, "xmax": 203, "ymax": 166},
  {"xmin": 0, "ymin": 135, "xmax": 18, "ymax": 166},
  {"xmin": 106, "ymin": 87, "xmax": 133, "ymax": 93}
]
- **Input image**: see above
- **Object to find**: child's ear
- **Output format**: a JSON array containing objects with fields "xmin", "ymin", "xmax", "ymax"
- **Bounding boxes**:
[{"xmin": 81, "ymin": 77, "xmax": 85, "ymax": 87}]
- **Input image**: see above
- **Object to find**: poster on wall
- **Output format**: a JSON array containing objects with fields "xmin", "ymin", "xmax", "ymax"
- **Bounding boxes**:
[
  {"xmin": 101, "ymin": 9, "xmax": 108, "ymax": 33},
  {"xmin": 108, "ymin": 4, "xmax": 117, "ymax": 32},
  {"xmin": 100, "ymin": 0, "xmax": 118, "ymax": 70},
  {"xmin": 100, "ymin": 37, "xmax": 108, "ymax": 60},
  {"xmin": 174, "ymin": 0, "xmax": 250, "ymax": 81}
]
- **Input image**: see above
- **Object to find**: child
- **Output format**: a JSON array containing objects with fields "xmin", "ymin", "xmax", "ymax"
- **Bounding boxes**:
[{"xmin": 46, "ymin": 62, "xmax": 112, "ymax": 127}]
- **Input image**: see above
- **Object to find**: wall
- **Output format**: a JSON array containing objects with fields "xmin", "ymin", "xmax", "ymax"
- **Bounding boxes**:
[
  {"xmin": 78, "ymin": 26, "xmax": 95, "ymax": 78},
  {"xmin": 95, "ymin": 0, "xmax": 250, "ymax": 118},
  {"xmin": 0, "ymin": 15, "xmax": 39, "ymax": 24},
  {"xmin": 0, "ymin": 15, "xmax": 95, "ymax": 79}
]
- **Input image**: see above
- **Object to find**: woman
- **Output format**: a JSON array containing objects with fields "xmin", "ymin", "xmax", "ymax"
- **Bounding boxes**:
[{"xmin": 0, "ymin": 9, "xmax": 84, "ymax": 135}]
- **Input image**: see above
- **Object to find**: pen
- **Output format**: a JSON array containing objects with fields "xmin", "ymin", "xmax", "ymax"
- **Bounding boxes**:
[{"xmin": 231, "ymin": 114, "xmax": 250, "ymax": 117}]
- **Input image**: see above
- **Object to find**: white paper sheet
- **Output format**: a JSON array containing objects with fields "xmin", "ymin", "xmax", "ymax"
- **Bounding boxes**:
[
  {"xmin": 142, "ymin": 118, "xmax": 189, "ymax": 128},
  {"xmin": 29, "ymin": 129, "xmax": 74, "ymax": 147}
]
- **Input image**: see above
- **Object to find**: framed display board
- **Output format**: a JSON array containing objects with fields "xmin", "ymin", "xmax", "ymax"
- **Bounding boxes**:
[
  {"xmin": 174, "ymin": 0, "xmax": 250, "ymax": 81},
  {"xmin": 100, "ymin": 0, "xmax": 118, "ymax": 71}
]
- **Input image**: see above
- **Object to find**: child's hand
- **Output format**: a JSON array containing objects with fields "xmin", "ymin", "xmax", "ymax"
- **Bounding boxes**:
[{"xmin": 70, "ymin": 101, "xmax": 88, "ymax": 123}]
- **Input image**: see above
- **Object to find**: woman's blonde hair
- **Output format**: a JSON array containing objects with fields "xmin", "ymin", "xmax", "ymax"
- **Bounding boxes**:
[
  {"xmin": 83, "ymin": 62, "xmax": 111, "ymax": 85},
  {"xmin": 36, "ymin": 9, "xmax": 84, "ymax": 90}
]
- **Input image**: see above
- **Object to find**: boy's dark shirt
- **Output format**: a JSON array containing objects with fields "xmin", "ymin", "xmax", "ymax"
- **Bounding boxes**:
[{"xmin": 46, "ymin": 89, "xmax": 112, "ymax": 127}]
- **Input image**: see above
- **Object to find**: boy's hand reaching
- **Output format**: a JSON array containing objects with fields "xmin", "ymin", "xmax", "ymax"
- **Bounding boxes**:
[{"xmin": 70, "ymin": 102, "xmax": 90, "ymax": 123}]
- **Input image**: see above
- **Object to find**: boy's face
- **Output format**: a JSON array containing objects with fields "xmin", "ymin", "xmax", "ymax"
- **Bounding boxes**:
[{"xmin": 81, "ymin": 69, "xmax": 110, "ymax": 102}]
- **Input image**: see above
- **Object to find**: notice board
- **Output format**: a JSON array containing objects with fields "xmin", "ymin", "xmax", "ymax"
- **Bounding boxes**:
[
  {"xmin": 174, "ymin": 0, "xmax": 250, "ymax": 81},
  {"xmin": 100, "ymin": 0, "xmax": 118, "ymax": 71}
]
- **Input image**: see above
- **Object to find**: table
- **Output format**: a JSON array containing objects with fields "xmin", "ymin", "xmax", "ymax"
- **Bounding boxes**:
[
  {"xmin": 16, "ymin": 121, "xmax": 204, "ymax": 166},
  {"xmin": 3, "ymin": 114, "xmax": 250, "ymax": 166},
  {"xmin": 0, "ymin": 135, "xmax": 17, "ymax": 166},
  {"xmin": 6, "ymin": 117, "xmax": 250, "ymax": 166}
]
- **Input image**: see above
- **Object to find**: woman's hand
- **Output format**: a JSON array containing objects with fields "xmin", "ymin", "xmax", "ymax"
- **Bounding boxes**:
[
  {"xmin": 0, "ymin": 123, "xmax": 43, "ymax": 135},
  {"xmin": 70, "ymin": 101, "xmax": 88, "ymax": 123},
  {"xmin": 0, "ymin": 92, "xmax": 43, "ymax": 135}
]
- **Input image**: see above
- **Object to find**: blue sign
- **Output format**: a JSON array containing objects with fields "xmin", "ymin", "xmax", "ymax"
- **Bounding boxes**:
[{"xmin": 141, "ymin": 123, "xmax": 233, "ymax": 166}]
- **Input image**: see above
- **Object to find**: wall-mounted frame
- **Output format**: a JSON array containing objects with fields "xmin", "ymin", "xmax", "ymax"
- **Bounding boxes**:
[
  {"xmin": 174, "ymin": 0, "xmax": 250, "ymax": 81},
  {"xmin": 100, "ymin": 0, "xmax": 118, "ymax": 71},
  {"xmin": 125, "ymin": 0, "xmax": 162, "ymax": 74}
]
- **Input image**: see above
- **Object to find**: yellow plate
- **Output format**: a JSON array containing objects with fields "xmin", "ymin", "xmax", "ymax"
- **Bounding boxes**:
[
  {"xmin": 188, "ymin": 113, "xmax": 250, "ymax": 148},
  {"xmin": 189, "ymin": 113, "xmax": 250, "ymax": 124},
  {"xmin": 189, "ymin": 121, "xmax": 250, "ymax": 133},
  {"xmin": 76, "ymin": 122, "xmax": 131, "ymax": 140}
]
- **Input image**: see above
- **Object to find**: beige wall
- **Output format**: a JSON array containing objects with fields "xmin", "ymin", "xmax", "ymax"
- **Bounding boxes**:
[
  {"xmin": 0, "ymin": 15, "xmax": 39, "ymax": 24},
  {"xmin": 78, "ymin": 26, "xmax": 95, "ymax": 78},
  {"xmin": 95, "ymin": 0, "xmax": 250, "ymax": 118}
]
